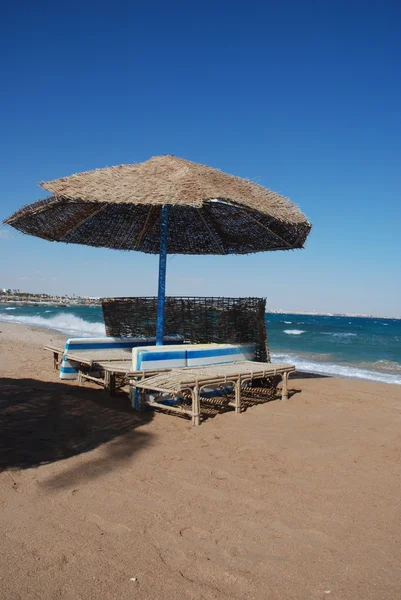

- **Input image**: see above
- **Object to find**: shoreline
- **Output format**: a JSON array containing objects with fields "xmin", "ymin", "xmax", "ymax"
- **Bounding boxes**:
[
  {"xmin": 0, "ymin": 321, "xmax": 400, "ymax": 386},
  {"xmin": 0, "ymin": 301, "xmax": 98, "ymax": 307},
  {"xmin": 1, "ymin": 300, "xmax": 400, "ymax": 319}
]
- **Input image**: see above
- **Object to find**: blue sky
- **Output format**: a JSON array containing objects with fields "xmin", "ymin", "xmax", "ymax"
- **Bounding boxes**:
[{"xmin": 1, "ymin": 0, "xmax": 400, "ymax": 316}]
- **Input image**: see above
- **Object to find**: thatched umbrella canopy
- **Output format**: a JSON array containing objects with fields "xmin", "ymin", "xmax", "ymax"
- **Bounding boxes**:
[
  {"xmin": 4, "ymin": 156, "xmax": 311, "ymax": 254},
  {"xmin": 4, "ymin": 155, "xmax": 311, "ymax": 344}
]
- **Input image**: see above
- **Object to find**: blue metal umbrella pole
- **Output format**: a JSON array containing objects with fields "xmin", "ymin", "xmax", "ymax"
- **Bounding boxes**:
[{"xmin": 156, "ymin": 205, "xmax": 169, "ymax": 345}]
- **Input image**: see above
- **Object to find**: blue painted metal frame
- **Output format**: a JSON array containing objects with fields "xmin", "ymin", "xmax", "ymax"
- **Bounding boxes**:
[{"xmin": 156, "ymin": 205, "xmax": 169, "ymax": 345}]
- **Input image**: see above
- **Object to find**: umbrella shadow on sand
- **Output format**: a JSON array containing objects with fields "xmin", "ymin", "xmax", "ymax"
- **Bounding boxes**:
[{"xmin": 0, "ymin": 378, "xmax": 153, "ymax": 475}]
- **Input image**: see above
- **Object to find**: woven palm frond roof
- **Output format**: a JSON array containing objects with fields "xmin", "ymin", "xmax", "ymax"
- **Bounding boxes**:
[
  {"xmin": 4, "ymin": 156, "xmax": 311, "ymax": 255},
  {"xmin": 39, "ymin": 155, "xmax": 309, "ymax": 226}
]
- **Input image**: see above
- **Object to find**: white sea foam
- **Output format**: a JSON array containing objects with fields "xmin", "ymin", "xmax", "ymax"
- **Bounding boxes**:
[
  {"xmin": 284, "ymin": 329, "xmax": 306, "ymax": 335},
  {"xmin": 321, "ymin": 332, "xmax": 357, "ymax": 338},
  {"xmin": 271, "ymin": 352, "xmax": 401, "ymax": 385},
  {"xmin": 362, "ymin": 360, "xmax": 401, "ymax": 373},
  {"xmin": 4, "ymin": 307, "xmax": 16, "ymax": 310},
  {"xmin": 283, "ymin": 321, "xmax": 292, "ymax": 324},
  {"xmin": 0, "ymin": 312, "xmax": 106, "ymax": 336}
]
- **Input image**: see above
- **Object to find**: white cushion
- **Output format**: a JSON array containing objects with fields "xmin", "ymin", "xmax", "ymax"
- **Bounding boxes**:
[
  {"xmin": 132, "ymin": 344, "xmax": 187, "ymax": 371},
  {"xmin": 132, "ymin": 343, "xmax": 255, "ymax": 371},
  {"xmin": 186, "ymin": 343, "xmax": 255, "ymax": 367}
]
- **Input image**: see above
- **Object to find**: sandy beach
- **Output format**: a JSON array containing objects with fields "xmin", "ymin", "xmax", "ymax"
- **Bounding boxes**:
[{"xmin": 1, "ymin": 322, "xmax": 401, "ymax": 599}]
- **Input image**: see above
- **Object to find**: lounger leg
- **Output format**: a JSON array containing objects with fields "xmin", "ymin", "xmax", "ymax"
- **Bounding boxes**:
[
  {"xmin": 192, "ymin": 386, "xmax": 201, "ymax": 426},
  {"xmin": 234, "ymin": 378, "xmax": 241, "ymax": 414},
  {"xmin": 281, "ymin": 372, "xmax": 288, "ymax": 401},
  {"xmin": 139, "ymin": 389, "xmax": 145, "ymax": 411},
  {"xmin": 53, "ymin": 352, "xmax": 59, "ymax": 370},
  {"xmin": 129, "ymin": 384, "xmax": 136, "ymax": 409},
  {"xmin": 104, "ymin": 370, "xmax": 110, "ymax": 391},
  {"xmin": 109, "ymin": 373, "xmax": 116, "ymax": 396}
]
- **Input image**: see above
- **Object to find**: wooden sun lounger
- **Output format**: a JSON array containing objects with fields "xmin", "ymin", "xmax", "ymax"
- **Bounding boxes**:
[
  {"xmin": 44, "ymin": 347, "xmax": 295, "ymax": 414},
  {"xmin": 44, "ymin": 344, "xmax": 134, "ymax": 367},
  {"xmin": 132, "ymin": 361, "xmax": 295, "ymax": 426},
  {"xmin": 44, "ymin": 345, "xmax": 169, "ymax": 393}
]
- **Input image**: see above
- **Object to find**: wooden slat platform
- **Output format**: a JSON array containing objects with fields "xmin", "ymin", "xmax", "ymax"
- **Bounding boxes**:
[
  {"xmin": 134, "ymin": 361, "xmax": 294, "ymax": 392},
  {"xmin": 45, "ymin": 345, "xmax": 133, "ymax": 367},
  {"xmin": 134, "ymin": 361, "xmax": 295, "ymax": 426}
]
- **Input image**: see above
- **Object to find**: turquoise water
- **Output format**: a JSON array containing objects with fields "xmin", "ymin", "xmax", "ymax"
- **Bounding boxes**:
[
  {"xmin": 1, "ymin": 304, "xmax": 400, "ymax": 384},
  {"xmin": 266, "ymin": 313, "xmax": 401, "ymax": 384}
]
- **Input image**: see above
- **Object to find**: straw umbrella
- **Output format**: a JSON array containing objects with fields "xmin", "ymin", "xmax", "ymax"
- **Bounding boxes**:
[{"xmin": 4, "ymin": 156, "xmax": 311, "ymax": 344}]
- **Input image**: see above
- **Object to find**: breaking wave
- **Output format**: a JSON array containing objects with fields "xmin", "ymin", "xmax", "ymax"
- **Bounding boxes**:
[
  {"xmin": 0, "ymin": 312, "xmax": 105, "ymax": 336},
  {"xmin": 284, "ymin": 329, "xmax": 306, "ymax": 335},
  {"xmin": 271, "ymin": 351, "xmax": 401, "ymax": 385},
  {"xmin": 321, "ymin": 332, "xmax": 357, "ymax": 338}
]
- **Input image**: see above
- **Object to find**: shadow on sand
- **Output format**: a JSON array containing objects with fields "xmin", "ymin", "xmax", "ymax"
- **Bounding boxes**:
[
  {"xmin": 0, "ymin": 370, "xmax": 328, "ymax": 473},
  {"xmin": 0, "ymin": 377, "xmax": 153, "ymax": 473},
  {"xmin": 291, "ymin": 370, "xmax": 330, "ymax": 380}
]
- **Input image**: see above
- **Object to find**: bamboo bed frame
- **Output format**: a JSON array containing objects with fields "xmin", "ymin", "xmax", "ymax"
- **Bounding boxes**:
[
  {"xmin": 132, "ymin": 361, "xmax": 295, "ymax": 426},
  {"xmin": 44, "ymin": 345, "xmax": 295, "ymax": 423}
]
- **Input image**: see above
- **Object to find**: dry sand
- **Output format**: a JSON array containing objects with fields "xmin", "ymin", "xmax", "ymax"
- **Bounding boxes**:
[{"xmin": 0, "ymin": 321, "xmax": 401, "ymax": 600}]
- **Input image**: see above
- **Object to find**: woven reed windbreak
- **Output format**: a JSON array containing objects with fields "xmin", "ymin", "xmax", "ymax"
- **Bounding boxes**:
[{"xmin": 101, "ymin": 296, "xmax": 269, "ymax": 362}]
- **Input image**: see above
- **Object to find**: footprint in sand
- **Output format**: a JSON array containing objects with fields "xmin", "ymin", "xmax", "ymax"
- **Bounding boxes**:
[
  {"xmin": 179, "ymin": 526, "xmax": 221, "ymax": 553},
  {"xmin": 180, "ymin": 526, "xmax": 215, "ymax": 542},
  {"xmin": 87, "ymin": 513, "xmax": 131, "ymax": 534},
  {"xmin": 214, "ymin": 470, "xmax": 229, "ymax": 480}
]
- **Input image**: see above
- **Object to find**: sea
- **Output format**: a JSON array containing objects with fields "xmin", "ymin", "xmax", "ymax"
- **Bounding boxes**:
[{"xmin": 1, "ymin": 304, "xmax": 400, "ymax": 385}]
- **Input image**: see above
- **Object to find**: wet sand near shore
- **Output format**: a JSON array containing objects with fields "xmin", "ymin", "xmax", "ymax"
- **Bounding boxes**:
[{"xmin": 1, "ymin": 322, "xmax": 401, "ymax": 600}]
